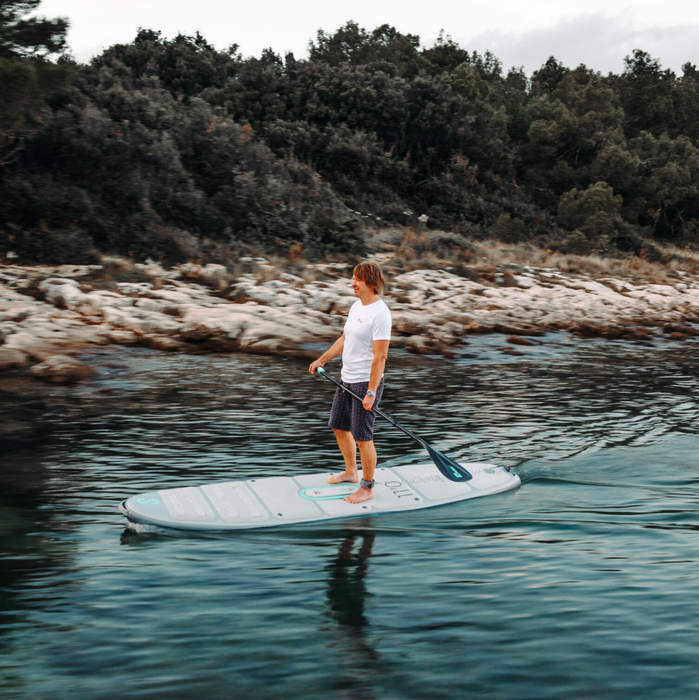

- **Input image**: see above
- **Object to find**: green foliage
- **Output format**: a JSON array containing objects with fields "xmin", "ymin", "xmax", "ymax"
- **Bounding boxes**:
[
  {"xmin": 555, "ymin": 182, "xmax": 623, "ymax": 252},
  {"xmin": 616, "ymin": 50, "xmax": 677, "ymax": 137},
  {"xmin": 3, "ymin": 224, "xmax": 98, "ymax": 263},
  {"xmin": 490, "ymin": 214, "xmax": 528, "ymax": 243},
  {"xmin": 0, "ymin": 1, "xmax": 72, "ymax": 168},
  {"xmin": 393, "ymin": 229, "xmax": 476, "ymax": 270},
  {"xmin": 0, "ymin": 0, "xmax": 68, "ymax": 59},
  {"xmin": 92, "ymin": 29, "xmax": 240, "ymax": 99},
  {"xmin": 558, "ymin": 182, "xmax": 622, "ymax": 230},
  {"xmin": 531, "ymin": 57, "xmax": 568, "ymax": 95},
  {"xmin": 628, "ymin": 132, "xmax": 699, "ymax": 238},
  {"xmin": 3, "ymin": 18, "xmax": 699, "ymax": 264},
  {"xmin": 308, "ymin": 21, "xmax": 423, "ymax": 78}
]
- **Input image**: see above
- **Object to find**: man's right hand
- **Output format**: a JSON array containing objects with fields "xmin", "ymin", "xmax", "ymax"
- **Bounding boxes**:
[{"xmin": 309, "ymin": 359, "xmax": 324, "ymax": 374}]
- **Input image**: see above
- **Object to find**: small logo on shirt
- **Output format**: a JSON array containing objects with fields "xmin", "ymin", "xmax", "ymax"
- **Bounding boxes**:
[{"xmin": 357, "ymin": 318, "xmax": 363, "ymax": 323}]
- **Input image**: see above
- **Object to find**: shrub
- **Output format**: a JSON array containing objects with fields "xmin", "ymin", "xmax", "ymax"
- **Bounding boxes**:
[
  {"xmin": 490, "ymin": 214, "xmax": 529, "ymax": 243},
  {"xmin": 3, "ymin": 225, "xmax": 99, "ymax": 264}
]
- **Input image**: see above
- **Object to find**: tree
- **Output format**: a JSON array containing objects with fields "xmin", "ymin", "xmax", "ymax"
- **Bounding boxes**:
[
  {"xmin": 629, "ymin": 132, "xmax": 699, "ymax": 238},
  {"xmin": 0, "ymin": 0, "xmax": 68, "ymax": 58},
  {"xmin": 522, "ymin": 66, "xmax": 625, "ymax": 207},
  {"xmin": 93, "ymin": 29, "xmax": 240, "ymax": 99},
  {"xmin": 531, "ymin": 56, "xmax": 568, "ymax": 95},
  {"xmin": 556, "ymin": 182, "xmax": 622, "ymax": 252},
  {"xmin": 308, "ymin": 21, "xmax": 423, "ymax": 78},
  {"xmin": 0, "ymin": 0, "xmax": 71, "ymax": 167},
  {"xmin": 673, "ymin": 62, "xmax": 699, "ymax": 140},
  {"xmin": 421, "ymin": 31, "xmax": 470, "ymax": 74},
  {"xmin": 616, "ymin": 49, "xmax": 676, "ymax": 137}
]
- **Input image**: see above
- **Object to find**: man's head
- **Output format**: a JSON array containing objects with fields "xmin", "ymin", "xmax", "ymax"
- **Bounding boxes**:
[{"xmin": 352, "ymin": 262, "xmax": 385, "ymax": 294}]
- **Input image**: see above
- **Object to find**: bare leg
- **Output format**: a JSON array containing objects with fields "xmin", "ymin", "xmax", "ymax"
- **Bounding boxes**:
[
  {"xmin": 344, "ymin": 440, "xmax": 376, "ymax": 503},
  {"xmin": 328, "ymin": 429, "xmax": 359, "ymax": 484}
]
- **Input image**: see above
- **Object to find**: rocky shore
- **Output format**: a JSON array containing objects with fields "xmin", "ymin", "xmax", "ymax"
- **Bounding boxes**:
[{"xmin": 1, "ymin": 256, "xmax": 699, "ymax": 383}]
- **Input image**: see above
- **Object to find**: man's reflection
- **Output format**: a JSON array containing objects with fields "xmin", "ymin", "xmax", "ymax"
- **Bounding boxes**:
[{"xmin": 325, "ymin": 532, "xmax": 379, "ymax": 662}]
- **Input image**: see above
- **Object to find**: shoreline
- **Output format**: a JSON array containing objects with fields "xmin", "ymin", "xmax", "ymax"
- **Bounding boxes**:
[{"xmin": 1, "ymin": 255, "xmax": 699, "ymax": 384}]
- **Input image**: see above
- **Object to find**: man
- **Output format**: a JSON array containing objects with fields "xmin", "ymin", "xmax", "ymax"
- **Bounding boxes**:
[{"xmin": 309, "ymin": 262, "xmax": 391, "ymax": 504}]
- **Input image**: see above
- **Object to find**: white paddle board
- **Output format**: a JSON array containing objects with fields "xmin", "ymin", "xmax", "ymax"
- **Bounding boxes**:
[{"xmin": 119, "ymin": 462, "xmax": 520, "ymax": 531}]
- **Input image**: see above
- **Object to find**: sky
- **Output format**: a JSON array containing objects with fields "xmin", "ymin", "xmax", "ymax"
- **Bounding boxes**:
[{"xmin": 37, "ymin": 0, "xmax": 699, "ymax": 76}]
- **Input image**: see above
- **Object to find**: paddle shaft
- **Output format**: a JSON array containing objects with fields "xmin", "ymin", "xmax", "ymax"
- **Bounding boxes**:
[{"xmin": 317, "ymin": 369, "xmax": 427, "ymax": 449}]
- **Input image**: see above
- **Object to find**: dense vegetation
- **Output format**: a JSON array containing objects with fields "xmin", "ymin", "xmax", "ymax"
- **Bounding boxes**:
[{"xmin": 3, "ymin": 1, "xmax": 699, "ymax": 264}]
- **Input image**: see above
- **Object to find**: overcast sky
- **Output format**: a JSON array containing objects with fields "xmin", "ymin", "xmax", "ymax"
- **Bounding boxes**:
[{"xmin": 38, "ymin": 0, "xmax": 699, "ymax": 76}]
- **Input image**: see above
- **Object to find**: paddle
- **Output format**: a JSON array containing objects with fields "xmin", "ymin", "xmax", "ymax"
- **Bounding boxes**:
[{"xmin": 315, "ymin": 367, "xmax": 472, "ymax": 483}]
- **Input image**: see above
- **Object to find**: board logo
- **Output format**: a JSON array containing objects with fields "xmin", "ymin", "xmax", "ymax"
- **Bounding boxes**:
[{"xmin": 136, "ymin": 498, "xmax": 160, "ymax": 505}]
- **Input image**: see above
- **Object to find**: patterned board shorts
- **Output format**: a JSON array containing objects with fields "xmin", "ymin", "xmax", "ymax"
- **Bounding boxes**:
[{"xmin": 328, "ymin": 378, "xmax": 385, "ymax": 442}]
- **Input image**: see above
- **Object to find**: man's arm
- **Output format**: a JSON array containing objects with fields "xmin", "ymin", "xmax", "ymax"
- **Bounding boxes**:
[
  {"xmin": 363, "ymin": 339, "xmax": 390, "ymax": 411},
  {"xmin": 309, "ymin": 334, "xmax": 345, "ymax": 374}
]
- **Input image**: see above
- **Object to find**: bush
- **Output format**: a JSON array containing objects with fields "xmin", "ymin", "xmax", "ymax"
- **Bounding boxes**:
[
  {"xmin": 392, "ymin": 229, "xmax": 477, "ymax": 269},
  {"xmin": 490, "ymin": 214, "xmax": 529, "ymax": 242},
  {"xmin": 2, "ymin": 225, "xmax": 99, "ymax": 264}
]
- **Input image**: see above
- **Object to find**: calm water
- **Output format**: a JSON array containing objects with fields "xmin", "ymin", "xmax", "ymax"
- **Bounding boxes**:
[{"xmin": 2, "ymin": 333, "xmax": 699, "ymax": 699}]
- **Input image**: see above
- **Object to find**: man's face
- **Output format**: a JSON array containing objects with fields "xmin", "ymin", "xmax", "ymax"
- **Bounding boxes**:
[{"xmin": 352, "ymin": 275, "xmax": 371, "ymax": 296}]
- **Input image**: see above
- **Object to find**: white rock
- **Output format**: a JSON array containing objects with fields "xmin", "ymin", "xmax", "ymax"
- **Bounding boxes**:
[
  {"xmin": 179, "ymin": 308, "xmax": 250, "ymax": 342},
  {"xmin": 512, "ymin": 275, "xmax": 537, "ymax": 289},
  {"xmin": 30, "ymin": 355, "xmax": 95, "ymax": 384},
  {"xmin": 115, "ymin": 282, "xmax": 152, "ymax": 294},
  {"xmin": 199, "ymin": 264, "xmax": 229, "ymax": 285},
  {"xmin": 304, "ymin": 291, "xmax": 337, "ymax": 313},
  {"xmin": 42, "ymin": 282, "xmax": 85, "ymax": 308},
  {"xmin": 107, "ymin": 330, "xmax": 139, "ymax": 345},
  {"xmin": 392, "ymin": 311, "xmax": 431, "ymax": 335},
  {"xmin": 279, "ymin": 273, "xmax": 305, "ymax": 283},
  {"xmin": 0, "ymin": 347, "xmax": 28, "ymax": 369}
]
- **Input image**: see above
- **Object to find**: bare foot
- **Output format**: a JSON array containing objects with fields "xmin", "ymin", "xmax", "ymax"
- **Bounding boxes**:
[
  {"xmin": 344, "ymin": 487, "xmax": 374, "ymax": 504},
  {"xmin": 328, "ymin": 471, "xmax": 359, "ymax": 485}
]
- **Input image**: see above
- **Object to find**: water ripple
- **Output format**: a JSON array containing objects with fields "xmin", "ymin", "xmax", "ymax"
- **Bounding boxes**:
[{"xmin": 1, "ymin": 336, "xmax": 699, "ymax": 699}]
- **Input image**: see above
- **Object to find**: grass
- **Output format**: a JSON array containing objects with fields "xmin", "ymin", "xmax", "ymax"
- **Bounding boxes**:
[
  {"xmin": 365, "ymin": 227, "xmax": 699, "ymax": 285},
  {"xmin": 471, "ymin": 241, "xmax": 699, "ymax": 283},
  {"xmin": 10, "ymin": 227, "xmax": 697, "ymax": 291}
]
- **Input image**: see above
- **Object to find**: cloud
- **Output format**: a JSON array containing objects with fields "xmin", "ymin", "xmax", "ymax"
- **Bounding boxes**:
[{"xmin": 456, "ymin": 13, "xmax": 699, "ymax": 76}]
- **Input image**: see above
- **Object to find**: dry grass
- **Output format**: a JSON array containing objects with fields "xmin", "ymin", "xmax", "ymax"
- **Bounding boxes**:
[
  {"xmin": 249, "ymin": 255, "xmax": 347, "ymax": 286},
  {"xmin": 471, "ymin": 241, "xmax": 699, "ymax": 283},
  {"xmin": 98, "ymin": 229, "xmax": 699, "ymax": 290},
  {"xmin": 360, "ymin": 227, "xmax": 699, "ymax": 285}
]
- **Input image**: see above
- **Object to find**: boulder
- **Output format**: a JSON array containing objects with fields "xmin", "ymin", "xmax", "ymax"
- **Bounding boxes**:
[
  {"xmin": 304, "ymin": 291, "xmax": 336, "ymax": 313},
  {"xmin": 30, "ymin": 355, "xmax": 96, "ymax": 384},
  {"xmin": 179, "ymin": 309, "xmax": 249, "ymax": 343},
  {"xmin": 40, "ymin": 280, "xmax": 84, "ymax": 308},
  {"xmin": 391, "ymin": 311, "xmax": 431, "ymax": 335},
  {"xmin": 139, "ymin": 335, "xmax": 186, "ymax": 351},
  {"xmin": 107, "ymin": 330, "xmax": 139, "ymax": 345},
  {"xmin": 507, "ymin": 336, "xmax": 538, "ymax": 346},
  {"xmin": 0, "ymin": 347, "xmax": 28, "ymax": 370},
  {"xmin": 199, "ymin": 264, "xmax": 230, "ymax": 287},
  {"xmin": 404, "ymin": 335, "xmax": 437, "ymax": 354}
]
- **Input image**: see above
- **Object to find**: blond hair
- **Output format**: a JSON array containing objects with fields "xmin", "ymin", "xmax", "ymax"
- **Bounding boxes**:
[{"xmin": 353, "ymin": 262, "xmax": 385, "ymax": 294}]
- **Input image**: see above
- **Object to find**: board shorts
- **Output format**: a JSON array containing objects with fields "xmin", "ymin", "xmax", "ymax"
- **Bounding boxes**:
[{"xmin": 328, "ymin": 378, "xmax": 385, "ymax": 442}]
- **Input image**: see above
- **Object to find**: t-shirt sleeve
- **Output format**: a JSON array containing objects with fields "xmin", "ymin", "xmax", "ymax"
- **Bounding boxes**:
[{"xmin": 371, "ymin": 307, "xmax": 392, "ymax": 341}]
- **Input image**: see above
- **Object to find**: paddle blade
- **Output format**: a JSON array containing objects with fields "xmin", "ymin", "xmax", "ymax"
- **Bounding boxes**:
[{"xmin": 425, "ymin": 444, "xmax": 472, "ymax": 482}]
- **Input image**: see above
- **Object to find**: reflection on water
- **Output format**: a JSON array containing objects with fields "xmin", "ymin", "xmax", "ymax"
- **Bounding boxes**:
[
  {"xmin": 325, "ymin": 532, "xmax": 380, "ymax": 698},
  {"xmin": 327, "ymin": 534, "xmax": 375, "ymax": 631},
  {"xmin": 1, "ymin": 334, "xmax": 699, "ymax": 699}
]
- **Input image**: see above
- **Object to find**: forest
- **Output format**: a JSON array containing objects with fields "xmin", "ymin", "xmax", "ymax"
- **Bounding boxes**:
[{"xmin": 3, "ymin": 0, "xmax": 699, "ymax": 265}]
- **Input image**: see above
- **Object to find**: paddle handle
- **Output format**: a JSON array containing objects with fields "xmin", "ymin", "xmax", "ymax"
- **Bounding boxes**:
[{"xmin": 316, "ymin": 368, "xmax": 426, "ymax": 448}]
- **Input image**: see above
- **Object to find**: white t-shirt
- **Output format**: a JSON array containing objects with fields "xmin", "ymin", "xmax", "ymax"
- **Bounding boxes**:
[{"xmin": 341, "ymin": 298, "xmax": 392, "ymax": 383}]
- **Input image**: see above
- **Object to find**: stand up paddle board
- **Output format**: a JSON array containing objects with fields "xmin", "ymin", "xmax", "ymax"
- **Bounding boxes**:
[{"xmin": 119, "ymin": 462, "xmax": 520, "ymax": 531}]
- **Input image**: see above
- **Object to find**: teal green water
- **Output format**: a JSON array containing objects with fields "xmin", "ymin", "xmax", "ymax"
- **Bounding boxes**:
[{"xmin": 2, "ymin": 334, "xmax": 699, "ymax": 699}]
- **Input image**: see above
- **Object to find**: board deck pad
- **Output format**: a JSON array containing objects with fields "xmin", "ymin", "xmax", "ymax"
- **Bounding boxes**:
[{"xmin": 119, "ymin": 462, "xmax": 520, "ymax": 531}]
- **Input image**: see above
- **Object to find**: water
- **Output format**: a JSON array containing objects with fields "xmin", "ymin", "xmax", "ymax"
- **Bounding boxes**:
[{"xmin": 2, "ymin": 334, "xmax": 699, "ymax": 699}]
